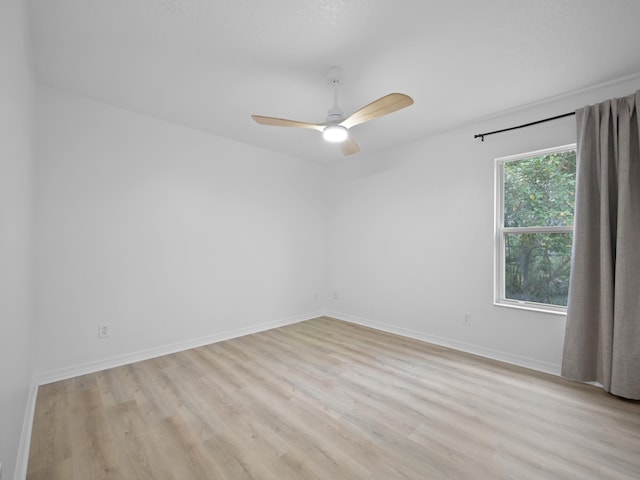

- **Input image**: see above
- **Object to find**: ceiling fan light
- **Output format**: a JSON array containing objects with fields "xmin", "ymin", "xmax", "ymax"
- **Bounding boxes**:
[{"xmin": 323, "ymin": 125, "xmax": 348, "ymax": 143}]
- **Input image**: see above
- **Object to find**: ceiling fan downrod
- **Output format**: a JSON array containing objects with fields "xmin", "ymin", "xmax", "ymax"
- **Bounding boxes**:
[{"xmin": 326, "ymin": 74, "xmax": 345, "ymax": 124}]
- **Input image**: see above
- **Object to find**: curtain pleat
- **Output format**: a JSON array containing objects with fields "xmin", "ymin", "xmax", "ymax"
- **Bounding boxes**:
[{"xmin": 562, "ymin": 90, "xmax": 640, "ymax": 400}]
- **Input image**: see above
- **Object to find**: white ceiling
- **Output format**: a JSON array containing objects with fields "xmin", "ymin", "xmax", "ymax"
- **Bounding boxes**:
[{"xmin": 27, "ymin": 0, "xmax": 640, "ymax": 163}]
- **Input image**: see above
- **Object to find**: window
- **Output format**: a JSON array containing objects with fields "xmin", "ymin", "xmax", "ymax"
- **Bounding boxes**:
[{"xmin": 495, "ymin": 144, "xmax": 576, "ymax": 314}]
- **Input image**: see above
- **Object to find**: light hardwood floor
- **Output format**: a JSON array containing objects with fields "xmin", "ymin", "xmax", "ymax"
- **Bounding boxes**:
[{"xmin": 28, "ymin": 317, "xmax": 640, "ymax": 479}]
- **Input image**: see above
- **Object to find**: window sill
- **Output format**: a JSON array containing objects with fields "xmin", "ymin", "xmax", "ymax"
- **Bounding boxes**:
[{"xmin": 494, "ymin": 300, "xmax": 567, "ymax": 316}]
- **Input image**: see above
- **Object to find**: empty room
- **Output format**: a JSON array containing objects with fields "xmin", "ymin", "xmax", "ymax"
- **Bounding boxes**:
[{"xmin": 2, "ymin": 0, "xmax": 640, "ymax": 479}]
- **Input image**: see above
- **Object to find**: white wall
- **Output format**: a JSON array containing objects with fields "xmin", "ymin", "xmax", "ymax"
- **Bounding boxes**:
[
  {"xmin": 33, "ymin": 87, "xmax": 327, "ymax": 379},
  {"xmin": 0, "ymin": 0, "xmax": 35, "ymax": 478},
  {"xmin": 33, "ymin": 75, "xmax": 640, "ymax": 383},
  {"xmin": 327, "ymin": 75, "xmax": 640, "ymax": 374}
]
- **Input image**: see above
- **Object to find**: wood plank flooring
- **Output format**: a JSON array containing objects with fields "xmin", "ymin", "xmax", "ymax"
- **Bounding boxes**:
[{"xmin": 28, "ymin": 317, "xmax": 640, "ymax": 479}]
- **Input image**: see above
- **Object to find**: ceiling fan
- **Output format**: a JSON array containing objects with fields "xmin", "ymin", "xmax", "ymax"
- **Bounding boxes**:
[{"xmin": 251, "ymin": 68, "xmax": 414, "ymax": 156}]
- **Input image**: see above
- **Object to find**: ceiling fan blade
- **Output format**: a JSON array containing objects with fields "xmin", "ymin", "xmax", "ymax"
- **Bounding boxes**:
[
  {"xmin": 251, "ymin": 115, "xmax": 325, "ymax": 132},
  {"xmin": 340, "ymin": 93, "xmax": 413, "ymax": 129},
  {"xmin": 340, "ymin": 137, "xmax": 360, "ymax": 156}
]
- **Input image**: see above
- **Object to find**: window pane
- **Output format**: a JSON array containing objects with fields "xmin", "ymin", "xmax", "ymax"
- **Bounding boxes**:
[
  {"xmin": 504, "ymin": 150, "xmax": 576, "ymax": 227},
  {"xmin": 504, "ymin": 232, "xmax": 572, "ymax": 306}
]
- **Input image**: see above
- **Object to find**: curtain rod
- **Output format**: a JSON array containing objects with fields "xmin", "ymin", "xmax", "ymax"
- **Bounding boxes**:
[{"xmin": 474, "ymin": 111, "xmax": 576, "ymax": 141}]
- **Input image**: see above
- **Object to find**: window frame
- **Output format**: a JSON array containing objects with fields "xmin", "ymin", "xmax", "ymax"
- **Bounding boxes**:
[{"xmin": 494, "ymin": 143, "xmax": 577, "ymax": 315}]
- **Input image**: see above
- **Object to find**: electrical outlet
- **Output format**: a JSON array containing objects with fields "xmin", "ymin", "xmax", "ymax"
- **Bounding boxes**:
[
  {"xmin": 98, "ymin": 322, "xmax": 111, "ymax": 339},
  {"xmin": 314, "ymin": 291, "xmax": 319, "ymax": 301},
  {"xmin": 463, "ymin": 313, "xmax": 471, "ymax": 326},
  {"xmin": 333, "ymin": 291, "xmax": 339, "ymax": 300}
]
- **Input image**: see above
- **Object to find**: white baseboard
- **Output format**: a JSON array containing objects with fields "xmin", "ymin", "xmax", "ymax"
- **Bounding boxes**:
[
  {"xmin": 35, "ymin": 311, "xmax": 325, "ymax": 386},
  {"xmin": 327, "ymin": 310, "xmax": 561, "ymax": 376},
  {"xmin": 14, "ymin": 382, "xmax": 38, "ymax": 480}
]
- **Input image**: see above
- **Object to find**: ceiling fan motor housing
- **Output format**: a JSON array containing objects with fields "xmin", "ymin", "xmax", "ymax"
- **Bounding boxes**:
[{"xmin": 326, "ymin": 107, "xmax": 345, "ymax": 124}]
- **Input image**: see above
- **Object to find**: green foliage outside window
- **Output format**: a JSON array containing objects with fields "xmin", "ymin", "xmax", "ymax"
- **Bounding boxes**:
[{"xmin": 503, "ymin": 149, "xmax": 576, "ymax": 306}]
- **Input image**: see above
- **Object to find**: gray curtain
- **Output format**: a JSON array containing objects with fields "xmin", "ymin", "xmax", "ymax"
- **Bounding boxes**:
[{"xmin": 562, "ymin": 90, "xmax": 640, "ymax": 400}]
